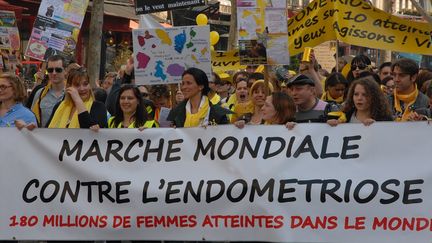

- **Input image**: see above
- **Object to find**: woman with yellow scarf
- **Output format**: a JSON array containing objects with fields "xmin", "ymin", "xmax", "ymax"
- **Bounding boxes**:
[
  {"xmin": 321, "ymin": 72, "xmax": 348, "ymax": 104},
  {"xmin": 167, "ymin": 68, "xmax": 231, "ymax": 127},
  {"xmin": 47, "ymin": 68, "xmax": 107, "ymax": 130}
]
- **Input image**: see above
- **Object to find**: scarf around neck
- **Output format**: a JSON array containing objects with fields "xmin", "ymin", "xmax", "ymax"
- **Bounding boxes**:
[
  {"xmin": 184, "ymin": 96, "xmax": 210, "ymax": 127},
  {"xmin": 321, "ymin": 91, "xmax": 344, "ymax": 104},
  {"xmin": 48, "ymin": 97, "xmax": 94, "ymax": 128},
  {"xmin": 394, "ymin": 85, "xmax": 418, "ymax": 121}
]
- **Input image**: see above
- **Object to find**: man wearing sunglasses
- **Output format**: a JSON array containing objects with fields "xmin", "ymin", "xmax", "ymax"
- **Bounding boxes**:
[{"xmin": 31, "ymin": 55, "xmax": 66, "ymax": 127}]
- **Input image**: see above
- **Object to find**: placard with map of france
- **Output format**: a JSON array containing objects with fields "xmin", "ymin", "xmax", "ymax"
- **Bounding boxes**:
[{"xmin": 132, "ymin": 26, "xmax": 211, "ymax": 85}]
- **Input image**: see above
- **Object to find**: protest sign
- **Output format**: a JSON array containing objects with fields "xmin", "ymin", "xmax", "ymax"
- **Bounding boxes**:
[
  {"xmin": 211, "ymin": 50, "xmax": 247, "ymax": 73},
  {"xmin": 0, "ymin": 11, "xmax": 20, "ymax": 70},
  {"xmin": 237, "ymin": 0, "xmax": 290, "ymax": 65},
  {"xmin": 132, "ymin": 26, "xmax": 211, "ymax": 85},
  {"xmin": 135, "ymin": 0, "xmax": 205, "ymax": 15},
  {"xmin": 0, "ymin": 11, "xmax": 20, "ymax": 51},
  {"xmin": 1, "ymin": 123, "xmax": 432, "ymax": 242},
  {"xmin": 288, "ymin": 0, "xmax": 432, "ymax": 56},
  {"xmin": 25, "ymin": 0, "xmax": 89, "ymax": 61}
]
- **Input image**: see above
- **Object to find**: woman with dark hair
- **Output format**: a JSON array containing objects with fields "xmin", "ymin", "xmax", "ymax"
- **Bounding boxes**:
[
  {"xmin": 262, "ymin": 92, "xmax": 296, "ymax": 124},
  {"xmin": 0, "ymin": 73, "xmax": 37, "ymax": 127},
  {"xmin": 327, "ymin": 77, "xmax": 393, "ymax": 126},
  {"xmin": 47, "ymin": 68, "xmax": 107, "ymax": 129},
  {"xmin": 108, "ymin": 84, "xmax": 157, "ymax": 128},
  {"xmin": 347, "ymin": 54, "xmax": 372, "ymax": 82},
  {"xmin": 321, "ymin": 72, "xmax": 348, "ymax": 104},
  {"xmin": 167, "ymin": 67, "xmax": 231, "ymax": 127}
]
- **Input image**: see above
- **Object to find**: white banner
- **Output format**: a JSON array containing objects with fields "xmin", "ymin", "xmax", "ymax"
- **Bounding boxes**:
[{"xmin": 1, "ymin": 123, "xmax": 432, "ymax": 242}]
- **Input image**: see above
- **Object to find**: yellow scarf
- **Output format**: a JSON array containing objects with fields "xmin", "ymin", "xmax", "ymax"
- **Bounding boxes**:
[
  {"xmin": 394, "ymin": 86, "xmax": 418, "ymax": 122},
  {"xmin": 184, "ymin": 96, "xmax": 210, "ymax": 127},
  {"xmin": 230, "ymin": 101, "xmax": 254, "ymax": 123},
  {"xmin": 32, "ymin": 83, "xmax": 51, "ymax": 124},
  {"xmin": 48, "ymin": 97, "xmax": 94, "ymax": 128},
  {"xmin": 209, "ymin": 93, "xmax": 221, "ymax": 105},
  {"xmin": 321, "ymin": 91, "xmax": 344, "ymax": 104},
  {"xmin": 226, "ymin": 93, "xmax": 237, "ymax": 108}
]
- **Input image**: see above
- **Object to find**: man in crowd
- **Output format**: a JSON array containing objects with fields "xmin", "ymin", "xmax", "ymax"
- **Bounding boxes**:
[
  {"xmin": 287, "ymin": 74, "xmax": 328, "ymax": 123},
  {"xmin": 31, "ymin": 55, "xmax": 66, "ymax": 127},
  {"xmin": 389, "ymin": 58, "xmax": 429, "ymax": 121},
  {"xmin": 379, "ymin": 62, "xmax": 392, "ymax": 81}
]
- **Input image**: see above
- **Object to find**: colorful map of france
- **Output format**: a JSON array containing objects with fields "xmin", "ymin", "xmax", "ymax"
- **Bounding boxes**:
[{"xmin": 133, "ymin": 26, "xmax": 211, "ymax": 85}]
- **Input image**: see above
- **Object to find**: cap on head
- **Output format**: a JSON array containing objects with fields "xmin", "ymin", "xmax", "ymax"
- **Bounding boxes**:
[{"xmin": 286, "ymin": 74, "xmax": 315, "ymax": 87}]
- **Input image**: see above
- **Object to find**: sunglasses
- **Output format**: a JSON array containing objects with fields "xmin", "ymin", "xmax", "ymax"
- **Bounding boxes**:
[
  {"xmin": 141, "ymin": 92, "xmax": 149, "ymax": 98},
  {"xmin": 351, "ymin": 64, "xmax": 368, "ymax": 71},
  {"xmin": 47, "ymin": 67, "xmax": 64, "ymax": 73}
]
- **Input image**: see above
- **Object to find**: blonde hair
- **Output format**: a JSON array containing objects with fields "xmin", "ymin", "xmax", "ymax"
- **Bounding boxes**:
[{"xmin": 0, "ymin": 72, "xmax": 26, "ymax": 102}]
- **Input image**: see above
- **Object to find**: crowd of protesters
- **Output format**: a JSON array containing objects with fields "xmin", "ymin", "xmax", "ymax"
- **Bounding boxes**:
[{"xmin": 1, "ymin": 52, "xmax": 432, "ymax": 131}]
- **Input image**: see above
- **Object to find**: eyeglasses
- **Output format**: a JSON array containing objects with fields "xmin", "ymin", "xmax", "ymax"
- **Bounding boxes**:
[
  {"xmin": 47, "ymin": 67, "xmax": 64, "ymax": 73},
  {"xmin": 351, "ymin": 64, "xmax": 368, "ymax": 71},
  {"xmin": 141, "ymin": 92, "xmax": 149, "ymax": 98},
  {"xmin": 0, "ymin": 85, "xmax": 12, "ymax": 91}
]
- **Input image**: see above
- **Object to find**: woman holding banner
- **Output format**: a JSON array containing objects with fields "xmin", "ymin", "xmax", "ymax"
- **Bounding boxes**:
[
  {"xmin": 327, "ymin": 77, "xmax": 393, "ymax": 126},
  {"xmin": 235, "ymin": 91, "xmax": 296, "ymax": 129},
  {"xmin": 46, "ymin": 68, "xmax": 108, "ymax": 130},
  {"xmin": 0, "ymin": 73, "xmax": 37, "ymax": 128},
  {"xmin": 261, "ymin": 91, "xmax": 296, "ymax": 125},
  {"xmin": 108, "ymin": 84, "xmax": 158, "ymax": 129},
  {"xmin": 167, "ymin": 67, "xmax": 231, "ymax": 127}
]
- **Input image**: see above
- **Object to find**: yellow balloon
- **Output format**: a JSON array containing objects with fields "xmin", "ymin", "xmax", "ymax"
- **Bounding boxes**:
[
  {"xmin": 196, "ymin": 14, "xmax": 208, "ymax": 26},
  {"xmin": 210, "ymin": 31, "xmax": 220, "ymax": 46},
  {"xmin": 210, "ymin": 46, "xmax": 215, "ymax": 51}
]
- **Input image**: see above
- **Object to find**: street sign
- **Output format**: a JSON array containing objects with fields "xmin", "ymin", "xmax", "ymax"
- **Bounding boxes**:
[{"xmin": 135, "ymin": 0, "xmax": 206, "ymax": 15}]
